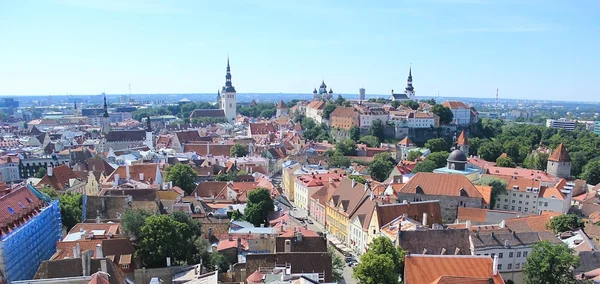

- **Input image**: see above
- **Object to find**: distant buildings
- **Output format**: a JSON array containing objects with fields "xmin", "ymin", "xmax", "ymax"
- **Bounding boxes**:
[
  {"xmin": 443, "ymin": 101, "xmax": 473, "ymax": 126},
  {"xmin": 359, "ymin": 88, "xmax": 366, "ymax": 101},
  {"xmin": 546, "ymin": 118, "xmax": 576, "ymax": 131},
  {"xmin": 312, "ymin": 80, "xmax": 334, "ymax": 101},
  {"xmin": 595, "ymin": 121, "xmax": 600, "ymax": 135},
  {"xmin": 330, "ymin": 107, "xmax": 360, "ymax": 130}
]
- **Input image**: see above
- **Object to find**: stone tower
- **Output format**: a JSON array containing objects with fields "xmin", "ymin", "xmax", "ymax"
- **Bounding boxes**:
[
  {"xmin": 547, "ymin": 143, "xmax": 571, "ymax": 178},
  {"xmin": 101, "ymin": 93, "xmax": 110, "ymax": 134},
  {"xmin": 405, "ymin": 66, "xmax": 415, "ymax": 100},
  {"xmin": 221, "ymin": 58, "xmax": 237, "ymax": 122},
  {"xmin": 457, "ymin": 130, "xmax": 470, "ymax": 155}
]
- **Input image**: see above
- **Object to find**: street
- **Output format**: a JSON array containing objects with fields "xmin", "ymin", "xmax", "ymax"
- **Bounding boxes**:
[{"xmin": 285, "ymin": 206, "xmax": 357, "ymax": 284}]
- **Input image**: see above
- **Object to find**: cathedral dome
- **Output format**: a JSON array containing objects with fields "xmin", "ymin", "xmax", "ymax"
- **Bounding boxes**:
[{"xmin": 447, "ymin": 149, "xmax": 467, "ymax": 163}]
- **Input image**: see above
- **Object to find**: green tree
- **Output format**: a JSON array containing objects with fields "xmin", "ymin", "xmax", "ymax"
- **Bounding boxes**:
[
  {"xmin": 353, "ymin": 237, "xmax": 405, "ymax": 284},
  {"xmin": 35, "ymin": 167, "xmax": 47, "ymax": 178},
  {"xmin": 369, "ymin": 119, "xmax": 385, "ymax": 142},
  {"xmin": 582, "ymin": 160, "xmax": 600, "ymax": 185},
  {"xmin": 165, "ymin": 164, "xmax": 197, "ymax": 195},
  {"xmin": 287, "ymin": 99, "xmax": 300, "ymax": 108},
  {"xmin": 391, "ymin": 100, "xmax": 401, "ymax": 108},
  {"xmin": 335, "ymin": 139, "xmax": 358, "ymax": 156},
  {"xmin": 58, "ymin": 192, "xmax": 83, "ymax": 231},
  {"xmin": 329, "ymin": 151, "xmax": 351, "ymax": 168},
  {"xmin": 368, "ymin": 152, "xmax": 395, "ymax": 182},
  {"xmin": 477, "ymin": 141, "xmax": 503, "ymax": 162},
  {"xmin": 137, "ymin": 215, "xmax": 189, "ymax": 268},
  {"xmin": 349, "ymin": 175, "xmax": 367, "ymax": 184},
  {"xmin": 244, "ymin": 188, "xmax": 274, "ymax": 227},
  {"xmin": 523, "ymin": 152, "xmax": 549, "ymax": 170},
  {"xmin": 40, "ymin": 185, "xmax": 59, "ymax": 199},
  {"xmin": 424, "ymin": 151, "xmax": 449, "ymax": 168},
  {"xmin": 424, "ymin": 138, "xmax": 448, "ymax": 153},
  {"xmin": 211, "ymin": 252, "xmax": 230, "ymax": 272},
  {"xmin": 330, "ymin": 247, "xmax": 345, "ymax": 281},
  {"xmin": 474, "ymin": 176, "xmax": 507, "ymax": 209},
  {"xmin": 431, "ymin": 104, "xmax": 453, "ymax": 125},
  {"xmin": 323, "ymin": 103, "xmax": 338, "ymax": 119},
  {"xmin": 523, "ymin": 241, "xmax": 579, "ymax": 284},
  {"xmin": 359, "ymin": 135, "xmax": 380, "ymax": 147},
  {"xmin": 349, "ymin": 125, "xmax": 361, "ymax": 141},
  {"xmin": 503, "ymin": 140, "xmax": 530, "ymax": 164},
  {"xmin": 407, "ymin": 150, "xmax": 422, "ymax": 162},
  {"xmin": 496, "ymin": 156, "xmax": 516, "ymax": 168},
  {"xmin": 121, "ymin": 208, "xmax": 153, "ymax": 238},
  {"xmin": 468, "ymin": 137, "xmax": 484, "ymax": 156},
  {"xmin": 260, "ymin": 109, "xmax": 275, "ymax": 118},
  {"xmin": 400, "ymin": 100, "xmax": 419, "ymax": 110},
  {"xmin": 412, "ymin": 160, "xmax": 438, "ymax": 173},
  {"xmin": 547, "ymin": 214, "xmax": 584, "ymax": 234},
  {"xmin": 230, "ymin": 143, "xmax": 248, "ymax": 157}
]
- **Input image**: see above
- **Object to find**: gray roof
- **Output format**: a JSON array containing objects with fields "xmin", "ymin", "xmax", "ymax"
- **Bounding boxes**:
[
  {"xmin": 471, "ymin": 231, "xmax": 560, "ymax": 248},
  {"xmin": 448, "ymin": 149, "xmax": 467, "ymax": 162},
  {"xmin": 399, "ymin": 229, "xmax": 471, "ymax": 255},
  {"xmin": 575, "ymin": 251, "xmax": 600, "ymax": 274},
  {"xmin": 391, "ymin": 93, "xmax": 409, "ymax": 100}
]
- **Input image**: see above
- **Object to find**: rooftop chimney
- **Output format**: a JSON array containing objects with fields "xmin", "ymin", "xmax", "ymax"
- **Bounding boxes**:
[
  {"xmin": 113, "ymin": 174, "xmax": 120, "ymax": 188},
  {"xmin": 284, "ymin": 239, "xmax": 291, "ymax": 253},
  {"xmin": 499, "ymin": 220, "xmax": 506, "ymax": 228},
  {"xmin": 100, "ymin": 259, "xmax": 108, "ymax": 273},
  {"xmin": 47, "ymin": 164, "xmax": 53, "ymax": 177},
  {"xmin": 465, "ymin": 220, "xmax": 471, "ymax": 230},
  {"xmin": 492, "ymin": 255, "xmax": 499, "ymax": 275},
  {"xmin": 82, "ymin": 251, "xmax": 91, "ymax": 276},
  {"xmin": 296, "ymin": 231, "xmax": 303, "ymax": 241},
  {"xmin": 237, "ymin": 237, "xmax": 242, "ymax": 252},
  {"xmin": 422, "ymin": 213, "xmax": 428, "ymax": 227},
  {"xmin": 169, "ymin": 181, "xmax": 173, "ymax": 189},
  {"xmin": 352, "ymin": 179, "xmax": 357, "ymax": 188},
  {"xmin": 125, "ymin": 164, "xmax": 130, "ymax": 179},
  {"xmin": 95, "ymin": 244, "xmax": 103, "ymax": 258}
]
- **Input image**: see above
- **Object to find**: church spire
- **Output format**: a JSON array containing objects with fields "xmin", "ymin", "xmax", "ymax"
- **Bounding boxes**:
[
  {"xmin": 102, "ymin": 93, "xmax": 109, "ymax": 118},
  {"xmin": 146, "ymin": 115, "xmax": 152, "ymax": 132}
]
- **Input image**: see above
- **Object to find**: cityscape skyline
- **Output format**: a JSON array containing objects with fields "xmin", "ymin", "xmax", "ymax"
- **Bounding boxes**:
[{"xmin": 1, "ymin": 0, "xmax": 599, "ymax": 101}]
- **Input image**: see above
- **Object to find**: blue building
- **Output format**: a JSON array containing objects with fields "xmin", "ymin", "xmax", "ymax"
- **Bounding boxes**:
[
  {"xmin": 595, "ymin": 121, "xmax": 600, "ymax": 136},
  {"xmin": 0, "ymin": 184, "xmax": 62, "ymax": 283}
]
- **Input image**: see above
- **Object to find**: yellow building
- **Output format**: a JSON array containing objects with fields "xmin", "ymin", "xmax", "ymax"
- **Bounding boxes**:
[
  {"xmin": 282, "ymin": 163, "xmax": 301, "ymax": 201},
  {"xmin": 326, "ymin": 178, "xmax": 369, "ymax": 242},
  {"xmin": 84, "ymin": 171, "xmax": 104, "ymax": 196}
]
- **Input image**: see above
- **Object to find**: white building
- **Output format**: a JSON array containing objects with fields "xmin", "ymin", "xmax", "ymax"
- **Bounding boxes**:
[
  {"xmin": 389, "ymin": 67, "xmax": 415, "ymax": 101},
  {"xmin": 443, "ymin": 101, "xmax": 472, "ymax": 126},
  {"xmin": 305, "ymin": 100, "xmax": 326, "ymax": 124},
  {"xmin": 491, "ymin": 175, "xmax": 571, "ymax": 214},
  {"xmin": 221, "ymin": 58, "xmax": 237, "ymax": 122},
  {"xmin": 406, "ymin": 111, "xmax": 436, "ymax": 128},
  {"xmin": 470, "ymin": 231, "xmax": 560, "ymax": 274},
  {"xmin": 0, "ymin": 155, "xmax": 20, "ymax": 182},
  {"xmin": 546, "ymin": 118, "xmax": 576, "ymax": 131},
  {"xmin": 357, "ymin": 106, "xmax": 389, "ymax": 130}
]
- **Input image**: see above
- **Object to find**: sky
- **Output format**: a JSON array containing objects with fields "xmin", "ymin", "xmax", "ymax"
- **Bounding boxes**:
[{"xmin": 0, "ymin": 0, "xmax": 599, "ymax": 101}]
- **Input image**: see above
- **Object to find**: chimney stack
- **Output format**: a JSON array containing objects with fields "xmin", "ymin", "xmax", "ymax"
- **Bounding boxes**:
[
  {"xmin": 296, "ymin": 231, "xmax": 303, "ymax": 241},
  {"xmin": 237, "ymin": 238, "xmax": 242, "ymax": 252},
  {"xmin": 422, "ymin": 212, "xmax": 428, "ymax": 226},
  {"xmin": 100, "ymin": 259, "xmax": 108, "ymax": 273},
  {"xmin": 352, "ymin": 179, "xmax": 357, "ymax": 188},
  {"xmin": 95, "ymin": 244, "xmax": 103, "ymax": 258},
  {"xmin": 167, "ymin": 257, "xmax": 172, "ymax": 267},
  {"xmin": 499, "ymin": 220, "xmax": 506, "ymax": 228},
  {"xmin": 82, "ymin": 251, "xmax": 91, "ymax": 276},
  {"xmin": 47, "ymin": 165, "xmax": 53, "ymax": 177},
  {"xmin": 169, "ymin": 181, "xmax": 173, "ymax": 189},
  {"xmin": 125, "ymin": 164, "xmax": 130, "ymax": 179},
  {"xmin": 492, "ymin": 255, "xmax": 499, "ymax": 275},
  {"xmin": 113, "ymin": 174, "xmax": 120, "ymax": 187},
  {"xmin": 465, "ymin": 220, "xmax": 471, "ymax": 230},
  {"xmin": 284, "ymin": 239, "xmax": 291, "ymax": 253}
]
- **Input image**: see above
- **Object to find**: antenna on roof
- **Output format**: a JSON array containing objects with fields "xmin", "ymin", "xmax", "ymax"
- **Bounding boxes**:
[{"xmin": 496, "ymin": 88, "xmax": 499, "ymax": 108}]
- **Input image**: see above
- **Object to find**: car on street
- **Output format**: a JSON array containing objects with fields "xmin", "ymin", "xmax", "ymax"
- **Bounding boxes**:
[
  {"xmin": 345, "ymin": 257, "xmax": 357, "ymax": 264},
  {"xmin": 307, "ymin": 219, "xmax": 314, "ymax": 224}
]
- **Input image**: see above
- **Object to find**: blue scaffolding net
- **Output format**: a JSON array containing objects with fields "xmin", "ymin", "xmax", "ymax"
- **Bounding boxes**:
[{"xmin": 1, "ymin": 200, "xmax": 62, "ymax": 282}]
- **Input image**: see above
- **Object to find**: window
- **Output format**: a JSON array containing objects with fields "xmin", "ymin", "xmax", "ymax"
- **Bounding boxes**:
[
  {"xmin": 505, "ymin": 199, "xmax": 508, "ymax": 202},
  {"xmin": 512, "ymin": 200, "xmax": 515, "ymax": 203},
  {"xmin": 509, "ymin": 252, "xmax": 513, "ymax": 258},
  {"xmin": 523, "ymin": 251, "xmax": 528, "ymax": 258},
  {"xmin": 508, "ymin": 263, "xmax": 512, "ymax": 270},
  {"xmin": 519, "ymin": 201, "xmax": 522, "ymax": 204},
  {"xmin": 122, "ymin": 264, "xmax": 129, "ymax": 269},
  {"xmin": 491, "ymin": 253, "xmax": 495, "ymax": 258},
  {"xmin": 499, "ymin": 253, "xmax": 503, "ymax": 258},
  {"xmin": 515, "ymin": 263, "xmax": 520, "ymax": 269},
  {"xmin": 524, "ymin": 207, "xmax": 529, "ymax": 212},
  {"xmin": 518, "ymin": 207, "xmax": 522, "ymax": 211},
  {"xmin": 519, "ymin": 194, "xmax": 523, "ymax": 197},
  {"xmin": 517, "ymin": 251, "xmax": 521, "ymax": 257},
  {"xmin": 525, "ymin": 202, "xmax": 529, "ymax": 205},
  {"xmin": 513, "ymin": 193, "xmax": 516, "ymax": 197},
  {"xmin": 544, "ymin": 202, "xmax": 548, "ymax": 207},
  {"xmin": 503, "ymin": 205, "xmax": 508, "ymax": 210},
  {"xmin": 511, "ymin": 206, "xmax": 515, "ymax": 210},
  {"xmin": 498, "ymin": 264, "xmax": 503, "ymax": 270}
]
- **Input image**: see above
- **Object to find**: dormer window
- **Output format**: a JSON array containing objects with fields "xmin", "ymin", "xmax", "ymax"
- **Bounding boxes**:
[
  {"xmin": 416, "ymin": 185, "xmax": 424, "ymax": 194},
  {"xmin": 459, "ymin": 188, "xmax": 468, "ymax": 197}
]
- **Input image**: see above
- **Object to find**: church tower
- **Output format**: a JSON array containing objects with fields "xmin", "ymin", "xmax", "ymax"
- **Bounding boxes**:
[
  {"xmin": 101, "ymin": 93, "xmax": 110, "ymax": 134},
  {"xmin": 405, "ymin": 66, "xmax": 415, "ymax": 100},
  {"xmin": 221, "ymin": 58, "xmax": 237, "ymax": 122},
  {"xmin": 144, "ymin": 115, "xmax": 154, "ymax": 149}
]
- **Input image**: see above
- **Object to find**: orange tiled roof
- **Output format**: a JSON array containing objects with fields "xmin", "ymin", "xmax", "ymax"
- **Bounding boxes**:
[
  {"xmin": 404, "ymin": 255, "xmax": 504, "ymax": 284},
  {"xmin": 442, "ymin": 101, "xmax": 470, "ymax": 109},
  {"xmin": 307, "ymin": 100, "xmax": 326, "ymax": 110},
  {"xmin": 474, "ymin": 185, "xmax": 492, "ymax": 205},
  {"xmin": 457, "ymin": 207, "xmax": 487, "ymax": 223},
  {"xmin": 457, "ymin": 130, "xmax": 469, "ymax": 145},
  {"xmin": 398, "ymin": 172, "xmax": 483, "ymax": 198},
  {"xmin": 549, "ymin": 143, "xmax": 571, "ymax": 162}
]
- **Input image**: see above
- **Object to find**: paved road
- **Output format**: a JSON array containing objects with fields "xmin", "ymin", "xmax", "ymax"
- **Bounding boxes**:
[{"xmin": 286, "ymin": 207, "xmax": 357, "ymax": 284}]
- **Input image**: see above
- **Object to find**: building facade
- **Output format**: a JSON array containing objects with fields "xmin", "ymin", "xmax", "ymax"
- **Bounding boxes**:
[
  {"xmin": 443, "ymin": 101, "xmax": 472, "ymax": 126},
  {"xmin": 546, "ymin": 118, "xmax": 576, "ymax": 131},
  {"xmin": 330, "ymin": 107, "xmax": 360, "ymax": 130}
]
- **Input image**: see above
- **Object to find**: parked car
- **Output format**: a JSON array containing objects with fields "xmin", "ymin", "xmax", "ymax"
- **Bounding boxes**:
[
  {"xmin": 307, "ymin": 219, "xmax": 314, "ymax": 224},
  {"xmin": 347, "ymin": 261, "xmax": 358, "ymax": 267},
  {"xmin": 345, "ymin": 257, "xmax": 357, "ymax": 264}
]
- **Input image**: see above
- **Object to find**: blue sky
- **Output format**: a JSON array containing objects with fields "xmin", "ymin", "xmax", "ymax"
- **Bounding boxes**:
[{"xmin": 0, "ymin": 0, "xmax": 599, "ymax": 100}]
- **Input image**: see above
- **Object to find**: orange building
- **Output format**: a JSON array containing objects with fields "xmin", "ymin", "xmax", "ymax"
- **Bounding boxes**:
[{"xmin": 329, "ymin": 107, "xmax": 359, "ymax": 130}]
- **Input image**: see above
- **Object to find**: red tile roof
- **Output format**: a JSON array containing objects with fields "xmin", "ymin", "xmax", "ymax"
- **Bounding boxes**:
[
  {"xmin": 398, "ymin": 173, "xmax": 483, "ymax": 198},
  {"xmin": 549, "ymin": 143, "xmax": 571, "ymax": 162},
  {"xmin": 105, "ymin": 164, "xmax": 160, "ymax": 184},
  {"xmin": 404, "ymin": 255, "xmax": 504, "ymax": 284},
  {"xmin": 38, "ymin": 165, "xmax": 82, "ymax": 191},
  {"xmin": 184, "ymin": 143, "xmax": 237, "ymax": 157},
  {"xmin": 276, "ymin": 100, "xmax": 287, "ymax": 109},
  {"xmin": 0, "ymin": 185, "xmax": 43, "ymax": 235},
  {"xmin": 398, "ymin": 137, "xmax": 414, "ymax": 146},
  {"xmin": 485, "ymin": 168, "xmax": 556, "ymax": 183},
  {"xmin": 442, "ymin": 101, "xmax": 470, "ymax": 109},
  {"xmin": 307, "ymin": 100, "xmax": 326, "ymax": 110},
  {"xmin": 249, "ymin": 123, "xmax": 277, "ymax": 135}
]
